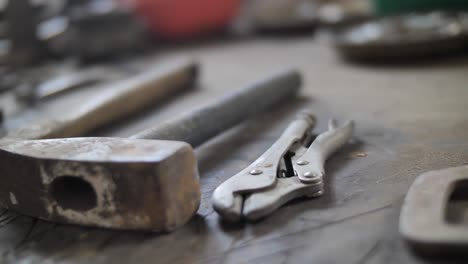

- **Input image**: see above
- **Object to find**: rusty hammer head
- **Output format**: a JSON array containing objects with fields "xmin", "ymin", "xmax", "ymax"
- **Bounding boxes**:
[
  {"xmin": 0, "ymin": 137, "xmax": 199, "ymax": 232},
  {"xmin": 0, "ymin": 69, "xmax": 302, "ymax": 232}
]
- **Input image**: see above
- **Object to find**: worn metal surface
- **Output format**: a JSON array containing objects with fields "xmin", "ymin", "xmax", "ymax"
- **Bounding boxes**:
[
  {"xmin": 0, "ymin": 69, "xmax": 300, "ymax": 231},
  {"xmin": 213, "ymin": 113, "xmax": 317, "ymax": 221},
  {"xmin": 400, "ymin": 165, "xmax": 468, "ymax": 255},
  {"xmin": 131, "ymin": 69, "xmax": 301, "ymax": 146},
  {"xmin": 0, "ymin": 34, "xmax": 467, "ymax": 263},
  {"xmin": 213, "ymin": 115, "xmax": 353, "ymax": 222},
  {"xmin": 0, "ymin": 138, "xmax": 199, "ymax": 232},
  {"xmin": 296, "ymin": 118, "xmax": 354, "ymax": 183},
  {"xmin": 335, "ymin": 12, "xmax": 468, "ymax": 60}
]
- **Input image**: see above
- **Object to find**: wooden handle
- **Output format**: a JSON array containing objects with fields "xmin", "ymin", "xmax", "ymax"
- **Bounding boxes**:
[
  {"xmin": 7, "ymin": 59, "xmax": 198, "ymax": 140},
  {"xmin": 130, "ymin": 69, "xmax": 301, "ymax": 147}
]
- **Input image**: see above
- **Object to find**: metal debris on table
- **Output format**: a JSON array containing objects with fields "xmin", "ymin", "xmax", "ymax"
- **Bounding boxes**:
[{"xmin": 213, "ymin": 112, "xmax": 354, "ymax": 222}]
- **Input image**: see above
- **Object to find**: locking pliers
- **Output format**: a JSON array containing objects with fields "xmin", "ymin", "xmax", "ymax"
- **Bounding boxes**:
[{"xmin": 212, "ymin": 112, "xmax": 354, "ymax": 222}]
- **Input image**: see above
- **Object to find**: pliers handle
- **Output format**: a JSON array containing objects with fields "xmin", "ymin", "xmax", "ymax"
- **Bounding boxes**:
[{"xmin": 212, "ymin": 112, "xmax": 354, "ymax": 222}]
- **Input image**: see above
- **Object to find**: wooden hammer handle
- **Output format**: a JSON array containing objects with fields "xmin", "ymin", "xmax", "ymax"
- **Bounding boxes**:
[
  {"xmin": 7, "ymin": 59, "xmax": 198, "ymax": 140},
  {"xmin": 130, "ymin": 69, "xmax": 301, "ymax": 147}
]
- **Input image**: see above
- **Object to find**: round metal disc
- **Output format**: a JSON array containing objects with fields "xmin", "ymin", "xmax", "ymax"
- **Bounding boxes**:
[{"xmin": 334, "ymin": 12, "xmax": 468, "ymax": 60}]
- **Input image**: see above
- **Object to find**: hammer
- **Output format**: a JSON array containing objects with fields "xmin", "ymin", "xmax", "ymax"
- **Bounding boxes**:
[
  {"xmin": 7, "ymin": 59, "xmax": 198, "ymax": 140},
  {"xmin": 0, "ymin": 69, "xmax": 302, "ymax": 232}
]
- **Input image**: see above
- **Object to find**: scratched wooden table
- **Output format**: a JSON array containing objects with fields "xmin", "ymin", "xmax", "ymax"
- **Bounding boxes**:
[{"xmin": 1, "ymin": 35, "xmax": 468, "ymax": 264}]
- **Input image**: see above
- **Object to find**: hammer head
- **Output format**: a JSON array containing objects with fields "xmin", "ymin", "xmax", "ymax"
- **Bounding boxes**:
[{"xmin": 0, "ymin": 138, "xmax": 200, "ymax": 232}]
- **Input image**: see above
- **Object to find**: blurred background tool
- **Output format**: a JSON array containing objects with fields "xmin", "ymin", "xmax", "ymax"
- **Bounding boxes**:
[
  {"xmin": 234, "ymin": 0, "xmax": 372, "ymax": 34},
  {"xmin": 8, "ymin": 59, "xmax": 198, "ymax": 140},
  {"xmin": 316, "ymin": 0, "xmax": 371, "ymax": 28},
  {"xmin": 39, "ymin": 0, "xmax": 148, "ymax": 61},
  {"xmin": 334, "ymin": 11, "xmax": 468, "ymax": 61},
  {"xmin": 245, "ymin": 0, "xmax": 318, "ymax": 33},
  {"xmin": 14, "ymin": 68, "xmax": 105, "ymax": 104},
  {"xmin": 1, "ymin": 0, "xmax": 40, "ymax": 66},
  {"xmin": 0, "ymin": 67, "xmax": 18, "ymax": 93},
  {"xmin": 3, "ymin": 0, "xmax": 468, "ymax": 66}
]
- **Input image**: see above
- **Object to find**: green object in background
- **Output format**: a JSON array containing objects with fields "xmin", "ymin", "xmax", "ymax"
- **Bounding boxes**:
[{"xmin": 373, "ymin": 0, "xmax": 468, "ymax": 16}]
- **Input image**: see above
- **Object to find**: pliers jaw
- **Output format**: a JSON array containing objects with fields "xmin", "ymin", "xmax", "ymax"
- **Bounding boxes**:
[
  {"xmin": 242, "ymin": 175, "xmax": 324, "ymax": 221},
  {"xmin": 212, "ymin": 112, "xmax": 315, "ymax": 222},
  {"xmin": 212, "ymin": 112, "xmax": 354, "ymax": 222}
]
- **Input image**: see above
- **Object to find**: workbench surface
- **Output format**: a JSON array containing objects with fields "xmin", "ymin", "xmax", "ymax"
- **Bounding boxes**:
[{"xmin": 1, "ymin": 35, "xmax": 468, "ymax": 264}]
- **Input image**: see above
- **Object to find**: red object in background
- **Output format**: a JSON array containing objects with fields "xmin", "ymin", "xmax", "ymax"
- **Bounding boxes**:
[{"xmin": 132, "ymin": 0, "xmax": 240, "ymax": 39}]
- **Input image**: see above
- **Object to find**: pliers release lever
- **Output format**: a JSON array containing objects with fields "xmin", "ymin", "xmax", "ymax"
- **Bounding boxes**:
[{"xmin": 212, "ymin": 112, "xmax": 354, "ymax": 222}]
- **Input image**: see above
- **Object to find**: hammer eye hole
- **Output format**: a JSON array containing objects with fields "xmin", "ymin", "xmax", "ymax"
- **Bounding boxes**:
[
  {"xmin": 50, "ymin": 176, "xmax": 97, "ymax": 211},
  {"xmin": 446, "ymin": 179, "xmax": 468, "ymax": 225}
]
